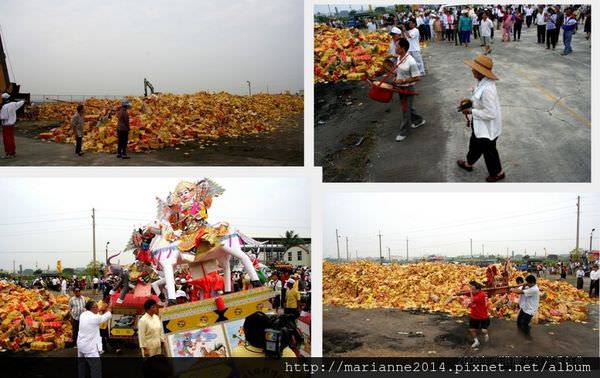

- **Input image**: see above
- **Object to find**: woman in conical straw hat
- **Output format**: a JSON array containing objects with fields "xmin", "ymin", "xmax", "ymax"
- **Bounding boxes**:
[{"xmin": 456, "ymin": 55, "xmax": 505, "ymax": 182}]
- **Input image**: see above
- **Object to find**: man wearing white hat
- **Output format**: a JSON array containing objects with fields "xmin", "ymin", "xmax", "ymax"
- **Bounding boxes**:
[
  {"xmin": 457, "ymin": 55, "xmax": 505, "ymax": 182},
  {"xmin": 0, "ymin": 93, "xmax": 25, "ymax": 159},
  {"xmin": 388, "ymin": 26, "xmax": 403, "ymax": 57}
]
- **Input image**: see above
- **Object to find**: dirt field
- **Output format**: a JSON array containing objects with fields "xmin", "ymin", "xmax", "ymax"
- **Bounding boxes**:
[
  {"xmin": 0, "ymin": 115, "xmax": 303, "ymax": 166},
  {"xmin": 315, "ymin": 26, "xmax": 591, "ymax": 182},
  {"xmin": 324, "ymin": 276, "xmax": 599, "ymax": 357}
]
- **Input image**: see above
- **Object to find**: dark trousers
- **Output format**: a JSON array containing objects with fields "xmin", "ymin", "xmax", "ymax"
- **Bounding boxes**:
[
  {"xmin": 445, "ymin": 28, "xmax": 454, "ymax": 41},
  {"xmin": 537, "ymin": 25, "xmax": 546, "ymax": 43},
  {"xmin": 526, "ymin": 15, "xmax": 532, "ymax": 28},
  {"xmin": 284, "ymin": 308, "xmax": 300, "ymax": 320},
  {"xmin": 514, "ymin": 23, "xmax": 522, "ymax": 40},
  {"xmin": 473, "ymin": 25, "xmax": 479, "ymax": 39},
  {"xmin": 546, "ymin": 28, "xmax": 558, "ymax": 48},
  {"xmin": 590, "ymin": 280, "xmax": 599, "ymax": 297},
  {"xmin": 117, "ymin": 130, "xmax": 129, "ymax": 156},
  {"xmin": 71, "ymin": 319, "xmax": 80, "ymax": 345},
  {"xmin": 467, "ymin": 133, "xmax": 502, "ymax": 176},
  {"xmin": 576, "ymin": 277, "xmax": 584, "ymax": 289},
  {"xmin": 75, "ymin": 137, "xmax": 82, "ymax": 154},
  {"xmin": 517, "ymin": 310, "xmax": 533, "ymax": 337},
  {"xmin": 490, "ymin": 27, "xmax": 494, "ymax": 39}
]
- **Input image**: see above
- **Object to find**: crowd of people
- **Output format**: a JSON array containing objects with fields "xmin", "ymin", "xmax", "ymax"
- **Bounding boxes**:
[{"xmin": 332, "ymin": 4, "xmax": 591, "ymax": 57}]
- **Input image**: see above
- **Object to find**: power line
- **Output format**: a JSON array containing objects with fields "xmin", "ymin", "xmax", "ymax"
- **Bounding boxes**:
[{"xmin": 0, "ymin": 217, "xmax": 89, "ymax": 226}]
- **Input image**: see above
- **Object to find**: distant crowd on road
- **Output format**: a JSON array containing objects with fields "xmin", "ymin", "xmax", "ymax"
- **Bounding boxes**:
[{"xmin": 325, "ymin": 4, "xmax": 591, "ymax": 56}]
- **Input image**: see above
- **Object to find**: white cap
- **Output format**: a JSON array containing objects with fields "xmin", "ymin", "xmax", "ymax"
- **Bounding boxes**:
[
  {"xmin": 390, "ymin": 27, "xmax": 402, "ymax": 35},
  {"xmin": 286, "ymin": 278, "xmax": 295, "ymax": 284},
  {"xmin": 179, "ymin": 278, "xmax": 187, "ymax": 284},
  {"xmin": 175, "ymin": 289, "xmax": 187, "ymax": 298},
  {"xmin": 1, "ymin": 93, "xmax": 10, "ymax": 100}
]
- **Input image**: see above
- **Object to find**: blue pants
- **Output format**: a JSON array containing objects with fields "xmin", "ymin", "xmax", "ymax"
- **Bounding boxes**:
[{"xmin": 563, "ymin": 30, "xmax": 573, "ymax": 55}]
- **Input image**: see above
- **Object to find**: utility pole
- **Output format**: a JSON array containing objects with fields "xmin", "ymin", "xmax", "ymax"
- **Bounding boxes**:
[
  {"xmin": 335, "ymin": 229, "xmax": 340, "ymax": 260},
  {"xmin": 246, "ymin": 81, "xmax": 252, "ymax": 96},
  {"xmin": 92, "ymin": 208, "xmax": 97, "ymax": 277},
  {"xmin": 575, "ymin": 195, "xmax": 580, "ymax": 253},
  {"xmin": 482, "ymin": 244, "xmax": 484, "ymax": 256},
  {"xmin": 355, "ymin": 250, "xmax": 358, "ymax": 260},
  {"xmin": 470, "ymin": 238, "xmax": 473, "ymax": 258},
  {"xmin": 388, "ymin": 247, "xmax": 391, "ymax": 262},
  {"xmin": 105, "ymin": 241, "xmax": 110, "ymax": 263},
  {"xmin": 378, "ymin": 231, "xmax": 383, "ymax": 261},
  {"xmin": 13, "ymin": 260, "xmax": 15, "ymax": 274},
  {"xmin": 590, "ymin": 228, "xmax": 596, "ymax": 254},
  {"xmin": 345, "ymin": 236, "xmax": 349, "ymax": 261},
  {"xmin": 406, "ymin": 237, "xmax": 409, "ymax": 262}
]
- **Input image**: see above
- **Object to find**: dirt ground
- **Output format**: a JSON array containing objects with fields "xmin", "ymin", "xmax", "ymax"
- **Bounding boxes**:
[
  {"xmin": 315, "ymin": 25, "xmax": 591, "ymax": 182},
  {"xmin": 323, "ymin": 275, "xmax": 599, "ymax": 357},
  {"xmin": 0, "ymin": 114, "xmax": 303, "ymax": 166}
]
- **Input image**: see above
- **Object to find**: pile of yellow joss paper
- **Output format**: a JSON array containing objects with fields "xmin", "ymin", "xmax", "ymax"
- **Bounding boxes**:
[
  {"xmin": 314, "ymin": 24, "xmax": 391, "ymax": 83},
  {"xmin": 323, "ymin": 261, "xmax": 593, "ymax": 323},
  {"xmin": 31, "ymin": 92, "xmax": 303, "ymax": 153},
  {"xmin": 0, "ymin": 282, "xmax": 72, "ymax": 351}
]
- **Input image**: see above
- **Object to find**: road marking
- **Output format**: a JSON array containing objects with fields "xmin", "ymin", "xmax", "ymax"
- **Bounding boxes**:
[{"xmin": 516, "ymin": 68, "xmax": 591, "ymax": 128}]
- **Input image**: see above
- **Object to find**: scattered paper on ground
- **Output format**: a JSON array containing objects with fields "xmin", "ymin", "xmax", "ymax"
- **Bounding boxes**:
[
  {"xmin": 323, "ymin": 261, "xmax": 594, "ymax": 323},
  {"xmin": 31, "ymin": 93, "xmax": 303, "ymax": 153}
]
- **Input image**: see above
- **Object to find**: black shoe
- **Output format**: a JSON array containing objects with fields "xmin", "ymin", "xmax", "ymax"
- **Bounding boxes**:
[
  {"xmin": 457, "ymin": 160, "xmax": 473, "ymax": 172},
  {"xmin": 121, "ymin": 155, "xmax": 131, "ymax": 159},
  {"xmin": 78, "ymin": 152, "xmax": 84, "ymax": 156},
  {"xmin": 250, "ymin": 280, "xmax": 262, "ymax": 288}
]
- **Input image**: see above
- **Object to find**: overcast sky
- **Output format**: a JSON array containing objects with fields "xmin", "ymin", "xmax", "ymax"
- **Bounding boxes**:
[
  {"xmin": 0, "ymin": 177, "xmax": 310, "ymax": 271},
  {"xmin": 324, "ymin": 193, "xmax": 600, "ymax": 260},
  {"xmin": 0, "ymin": 0, "xmax": 302, "ymax": 96}
]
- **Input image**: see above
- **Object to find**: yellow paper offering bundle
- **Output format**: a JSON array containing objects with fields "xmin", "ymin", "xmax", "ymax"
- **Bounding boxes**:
[
  {"xmin": 32, "ymin": 92, "xmax": 303, "ymax": 153},
  {"xmin": 323, "ymin": 261, "xmax": 594, "ymax": 323},
  {"xmin": 0, "ymin": 282, "xmax": 72, "ymax": 351},
  {"xmin": 314, "ymin": 24, "xmax": 392, "ymax": 83}
]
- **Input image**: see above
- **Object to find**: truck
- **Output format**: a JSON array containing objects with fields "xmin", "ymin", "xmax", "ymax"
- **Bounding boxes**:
[{"xmin": 0, "ymin": 32, "xmax": 30, "ymax": 105}]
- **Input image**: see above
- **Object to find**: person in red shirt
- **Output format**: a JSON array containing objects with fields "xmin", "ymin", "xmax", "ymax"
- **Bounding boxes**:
[{"xmin": 467, "ymin": 280, "xmax": 490, "ymax": 348}]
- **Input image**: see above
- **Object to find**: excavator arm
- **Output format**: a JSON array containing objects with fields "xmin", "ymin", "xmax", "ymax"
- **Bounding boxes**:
[{"xmin": 0, "ymin": 32, "xmax": 29, "ymax": 104}]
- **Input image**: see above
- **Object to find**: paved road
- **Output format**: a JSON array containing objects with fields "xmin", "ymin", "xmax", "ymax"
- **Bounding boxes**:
[{"xmin": 316, "ymin": 25, "xmax": 591, "ymax": 182}]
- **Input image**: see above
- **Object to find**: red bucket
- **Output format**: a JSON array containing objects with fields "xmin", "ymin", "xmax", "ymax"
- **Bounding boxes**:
[{"xmin": 368, "ymin": 82, "xmax": 394, "ymax": 103}]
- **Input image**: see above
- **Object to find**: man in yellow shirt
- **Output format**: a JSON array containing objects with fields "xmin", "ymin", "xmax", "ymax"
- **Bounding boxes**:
[
  {"xmin": 284, "ymin": 280, "xmax": 301, "ymax": 319},
  {"xmin": 138, "ymin": 299, "xmax": 166, "ymax": 357},
  {"xmin": 231, "ymin": 312, "xmax": 296, "ymax": 358}
]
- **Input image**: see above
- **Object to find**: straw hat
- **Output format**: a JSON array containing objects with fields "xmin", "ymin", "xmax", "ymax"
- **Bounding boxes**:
[{"xmin": 464, "ymin": 55, "xmax": 498, "ymax": 80}]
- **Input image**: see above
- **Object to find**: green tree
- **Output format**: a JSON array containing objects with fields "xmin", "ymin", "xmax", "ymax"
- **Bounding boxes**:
[
  {"xmin": 33, "ymin": 269, "xmax": 43, "ymax": 276},
  {"xmin": 62, "ymin": 267, "xmax": 75, "ymax": 277},
  {"xmin": 280, "ymin": 230, "xmax": 305, "ymax": 259},
  {"xmin": 85, "ymin": 260, "xmax": 103, "ymax": 277},
  {"xmin": 374, "ymin": 6, "xmax": 387, "ymax": 13}
]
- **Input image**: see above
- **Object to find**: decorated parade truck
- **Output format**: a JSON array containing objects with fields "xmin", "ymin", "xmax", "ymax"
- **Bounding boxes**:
[{"xmin": 102, "ymin": 179, "xmax": 309, "ymax": 357}]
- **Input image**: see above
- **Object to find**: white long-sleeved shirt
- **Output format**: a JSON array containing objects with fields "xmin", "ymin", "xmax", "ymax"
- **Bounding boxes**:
[
  {"xmin": 137, "ymin": 313, "xmax": 166, "ymax": 351},
  {"xmin": 591, "ymin": 270, "xmax": 600, "ymax": 281},
  {"xmin": 77, "ymin": 310, "xmax": 112, "ymax": 354},
  {"xmin": 471, "ymin": 77, "xmax": 502, "ymax": 140},
  {"xmin": 535, "ymin": 13, "xmax": 546, "ymax": 26},
  {"xmin": 520, "ymin": 285, "xmax": 540, "ymax": 316},
  {"xmin": 0, "ymin": 101, "xmax": 25, "ymax": 126},
  {"xmin": 480, "ymin": 19, "xmax": 493, "ymax": 37}
]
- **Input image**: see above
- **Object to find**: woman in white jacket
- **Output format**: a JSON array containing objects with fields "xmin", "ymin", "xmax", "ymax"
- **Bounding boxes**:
[
  {"xmin": 457, "ymin": 54, "xmax": 506, "ymax": 182},
  {"xmin": 77, "ymin": 300, "xmax": 112, "ymax": 378}
]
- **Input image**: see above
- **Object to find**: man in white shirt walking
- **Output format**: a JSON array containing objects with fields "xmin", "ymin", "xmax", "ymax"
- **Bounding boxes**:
[
  {"xmin": 525, "ymin": 5, "xmax": 534, "ymax": 28},
  {"xmin": 535, "ymin": 6, "xmax": 547, "ymax": 44},
  {"xmin": 510, "ymin": 275, "xmax": 540, "ymax": 339},
  {"xmin": 77, "ymin": 300, "xmax": 112, "ymax": 378},
  {"xmin": 589, "ymin": 265, "xmax": 599, "ymax": 298},
  {"xmin": 457, "ymin": 55, "xmax": 505, "ymax": 182},
  {"xmin": 479, "ymin": 12, "xmax": 494, "ymax": 54},
  {"xmin": 0, "ymin": 93, "xmax": 25, "ymax": 159}
]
